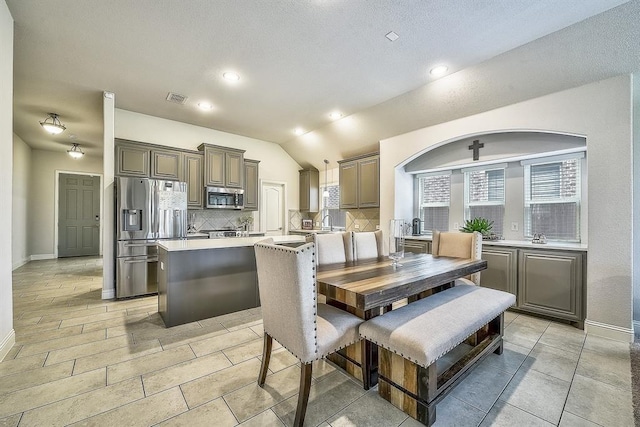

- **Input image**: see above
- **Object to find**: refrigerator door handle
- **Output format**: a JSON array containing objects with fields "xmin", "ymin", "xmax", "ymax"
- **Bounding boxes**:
[
  {"xmin": 123, "ymin": 242, "xmax": 157, "ymax": 248},
  {"xmin": 123, "ymin": 256, "xmax": 158, "ymax": 264}
]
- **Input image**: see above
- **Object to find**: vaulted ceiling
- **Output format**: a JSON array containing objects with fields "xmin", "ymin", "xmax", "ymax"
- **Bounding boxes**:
[{"xmin": 7, "ymin": 0, "xmax": 640, "ymax": 171}]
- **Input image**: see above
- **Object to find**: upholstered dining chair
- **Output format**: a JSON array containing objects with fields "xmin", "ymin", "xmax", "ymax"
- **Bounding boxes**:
[
  {"xmin": 353, "ymin": 230, "xmax": 384, "ymax": 260},
  {"xmin": 312, "ymin": 231, "xmax": 354, "ymax": 265},
  {"xmin": 254, "ymin": 240, "xmax": 364, "ymax": 427},
  {"xmin": 431, "ymin": 231, "xmax": 483, "ymax": 285}
]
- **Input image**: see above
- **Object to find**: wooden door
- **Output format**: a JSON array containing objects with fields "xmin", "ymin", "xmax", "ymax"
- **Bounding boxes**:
[
  {"xmin": 358, "ymin": 156, "xmax": 379, "ymax": 208},
  {"xmin": 225, "ymin": 151, "xmax": 244, "ymax": 188},
  {"xmin": 150, "ymin": 149, "xmax": 181, "ymax": 180},
  {"xmin": 261, "ymin": 183, "xmax": 285, "ymax": 235},
  {"xmin": 58, "ymin": 174, "xmax": 100, "ymax": 257},
  {"xmin": 116, "ymin": 143, "xmax": 149, "ymax": 177},
  {"xmin": 339, "ymin": 161, "xmax": 358, "ymax": 209},
  {"xmin": 243, "ymin": 160, "xmax": 259, "ymax": 210},
  {"xmin": 204, "ymin": 147, "xmax": 225, "ymax": 186},
  {"xmin": 183, "ymin": 153, "xmax": 203, "ymax": 208},
  {"xmin": 518, "ymin": 249, "xmax": 582, "ymax": 322}
]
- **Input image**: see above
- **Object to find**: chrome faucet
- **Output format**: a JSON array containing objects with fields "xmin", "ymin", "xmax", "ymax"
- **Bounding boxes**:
[{"xmin": 322, "ymin": 214, "xmax": 333, "ymax": 231}]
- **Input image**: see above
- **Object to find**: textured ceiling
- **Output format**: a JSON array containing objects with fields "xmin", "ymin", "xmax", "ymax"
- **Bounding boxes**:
[{"xmin": 6, "ymin": 0, "xmax": 636, "ymax": 169}]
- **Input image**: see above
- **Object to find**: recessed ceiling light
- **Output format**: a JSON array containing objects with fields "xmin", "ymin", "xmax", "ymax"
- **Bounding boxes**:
[
  {"xmin": 197, "ymin": 101, "xmax": 214, "ymax": 111},
  {"xmin": 385, "ymin": 31, "xmax": 399, "ymax": 42},
  {"xmin": 223, "ymin": 72, "xmax": 240, "ymax": 82},
  {"xmin": 294, "ymin": 128, "xmax": 305, "ymax": 136},
  {"xmin": 430, "ymin": 65, "xmax": 449, "ymax": 77},
  {"xmin": 329, "ymin": 111, "xmax": 343, "ymax": 120}
]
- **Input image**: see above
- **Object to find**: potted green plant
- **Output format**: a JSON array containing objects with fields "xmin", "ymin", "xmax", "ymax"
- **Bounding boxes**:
[{"xmin": 459, "ymin": 217, "xmax": 493, "ymax": 236}]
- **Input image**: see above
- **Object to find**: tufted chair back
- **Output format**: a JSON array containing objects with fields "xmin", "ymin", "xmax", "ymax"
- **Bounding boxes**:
[
  {"xmin": 431, "ymin": 231, "xmax": 483, "ymax": 285},
  {"xmin": 353, "ymin": 230, "xmax": 384, "ymax": 261},
  {"xmin": 313, "ymin": 232, "xmax": 354, "ymax": 265},
  {"xmin": 254, "ymin": 241, "xmax": 318, "ymax": 362}
]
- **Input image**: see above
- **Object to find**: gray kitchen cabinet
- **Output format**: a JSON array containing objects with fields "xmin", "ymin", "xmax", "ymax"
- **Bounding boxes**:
[
  {"xmin": 518, "ymin": 249, "xmax": 583, "ymax": 323},
  {"xmin": 116, "ymin": 141, "xmax": 150, "ymax": 177},
  {"xmin": 244, "ymin": 159, "xmax": 260, "ymax": 211},
  {"xmin": 299, "ymin": 169, "xmax": 319, "ymax": 212},
  {"xmin": 404, "ymin": 239, "xmax": 431, "ymax": 254},
  {"xmin": 338, "ymin": 153, "xmax": 379, "ymax": 209},
  {"xmin": 198, "ymin": 144, "xmax": 245, "ymax": 189},
  {"xmin": 182, "ymin": 152, "xmax": 203, "ymax": 208},
  {"xmin": 480, "ymin": 247, "xmax": 518, "ymax": 297},
  {"xmin": 151, "ymin": 148, "xmax": 181, "ymax": 180}
]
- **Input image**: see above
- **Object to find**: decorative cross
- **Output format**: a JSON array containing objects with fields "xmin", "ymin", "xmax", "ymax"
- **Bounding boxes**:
[{"xmin": 468, "ymin": 139, "xmax": 484, "ymax": 161}]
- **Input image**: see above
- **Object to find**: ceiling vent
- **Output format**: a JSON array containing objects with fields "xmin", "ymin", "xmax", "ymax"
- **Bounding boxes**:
[{"xmin": 166, "ymin": 92, "xmax": 188, "ymax": 105}]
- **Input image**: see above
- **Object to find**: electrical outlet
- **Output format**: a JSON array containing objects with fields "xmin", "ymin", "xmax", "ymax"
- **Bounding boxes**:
[
  {"xmin": 453, "ymin": 222, "xmax": 459, "ymax": 230},
  {"xmin": 511, "ymin": 222, "xmax": 519, "ymax": 231},
  {"xmin": 375, "ymin": 224, "xmax": 380, "ymax": 230},
  {"xmin": 354, "ymin": 224, "xmax": 360, "ymax": 229}
]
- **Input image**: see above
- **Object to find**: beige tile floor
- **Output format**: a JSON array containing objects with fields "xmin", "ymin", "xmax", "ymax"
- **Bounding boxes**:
[{"xmin": 0, "ymin": 256, "xmax": 634, "ymax": 426}]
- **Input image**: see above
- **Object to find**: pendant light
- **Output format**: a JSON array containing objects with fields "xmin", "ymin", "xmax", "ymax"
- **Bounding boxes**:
[
  {"xmin": 67, "ymin": 143, "xmax": 84, "ymax": 159},
  {"xmin": 323, "ymin": 159, "xmax": 330, "ymax": 198},
  {"xmin": 39, "ymin": 113, "xmax": 66, "ymax": 135}
]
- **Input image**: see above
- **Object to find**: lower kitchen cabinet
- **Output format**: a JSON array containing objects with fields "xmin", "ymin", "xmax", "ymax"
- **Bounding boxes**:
[
  {"xmin": 518, "ymin": 249, "xmax": 583, "ymax": 324},
  {"xmin": 480, "ymin": 248, "xmax": 518, "ymax": 296},
  {"xmin": 404, "ymin": 239, "xmax": 431, "ymax": 254}
]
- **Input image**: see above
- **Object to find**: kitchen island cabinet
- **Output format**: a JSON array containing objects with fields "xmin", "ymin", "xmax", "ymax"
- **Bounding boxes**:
[{"xmin": 156, "ymin": 235, "xmax": 305, "ymax": 327}]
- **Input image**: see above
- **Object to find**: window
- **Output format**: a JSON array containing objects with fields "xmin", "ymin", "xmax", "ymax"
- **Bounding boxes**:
[
  {"xmin": 321, "ymin": 185, "xmax": 346, "ymax": 229},
  {"xmin": 416, "ymin": 173, "xmax": 450, "ymax": 233},
  {"xmin": 523, "ymin": 156, "xmax": 581, "ymax": 241},
  {"xmin": 464, "ymin": 167, "xmax": 505, "ymax": 235}
]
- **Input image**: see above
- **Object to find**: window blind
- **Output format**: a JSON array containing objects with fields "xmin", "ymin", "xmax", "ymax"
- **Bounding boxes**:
[
  {"xmin": 464, "ymin": 168, "xmax": 505, "ymax": 234},
  {"xmin": 524, "ymin": 158, "xmax": 580, "ymax": 240},
  {"xmin": 417, "ymin": 174, "xmax": 450, "ymax": 232}
]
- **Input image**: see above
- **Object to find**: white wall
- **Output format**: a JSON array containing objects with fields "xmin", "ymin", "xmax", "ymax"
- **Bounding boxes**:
[
  {"xmin": 0, "ymin": 0, "xmax": 14, "ymax": 361},
  {"xmin": 114, "ymin": 109, "xmax": 302, "ymax": 217},
  {"xmin": 103, "ymin": 92, "xmax": 115, "ymax": 299},
  {"xmin": 381, "ymin": 75, "xmax": 634, "ymax": 341},
  {"xmin": 29, "ymin": 151, "xmax": 103, "ymax": 257},
  {"xmin": 12, "ymin": 133, "xmax": 31, "ymax": 269}
]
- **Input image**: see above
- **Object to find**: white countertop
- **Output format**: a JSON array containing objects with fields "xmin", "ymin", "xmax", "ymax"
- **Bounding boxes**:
[
  {"xmin": 405, "ymin": 235, "xmax": 587, "ymax": 251},
  {"xmin": 158, "ymin": 235, "xmax": 306, "ymax": 252}
]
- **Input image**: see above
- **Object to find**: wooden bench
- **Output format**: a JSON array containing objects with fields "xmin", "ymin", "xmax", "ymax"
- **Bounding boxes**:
[{"xmin": 359, "ymin": 284, "xmax": 516, "ymax": 426}]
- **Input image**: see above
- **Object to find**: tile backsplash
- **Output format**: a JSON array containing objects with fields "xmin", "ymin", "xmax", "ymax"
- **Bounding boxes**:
[
  {"xmin": 189, "ymin": 209, "xmax": 255, "ymax": 231},
  {"xmin": 289, "ymin": 208, "xmax": 379, "ymax": 232}
]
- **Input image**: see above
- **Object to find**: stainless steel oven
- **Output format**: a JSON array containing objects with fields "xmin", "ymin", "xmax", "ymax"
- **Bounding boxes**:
[{"xmin": 206, "ymin": 186, "xmax": 244, "ymax": 209}]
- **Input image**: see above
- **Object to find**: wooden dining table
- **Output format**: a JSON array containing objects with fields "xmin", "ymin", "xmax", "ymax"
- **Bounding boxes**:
[{"xmin": 317, "ymin": 253, "xmax": 487, "ymax": 387}]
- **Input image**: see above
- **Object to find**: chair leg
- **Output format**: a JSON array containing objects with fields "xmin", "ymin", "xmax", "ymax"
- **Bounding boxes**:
[
  {"xmin": 257, "ymin": 333, "xmax": 272, "ymax": 387},
  {"xmin": 294, "ymin": 363, "xmax": 313, "ymax": 427}
]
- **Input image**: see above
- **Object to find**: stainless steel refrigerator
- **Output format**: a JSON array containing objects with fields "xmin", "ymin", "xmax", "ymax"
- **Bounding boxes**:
[{"xmin": 115, "ymin": 177, "xmax": 187, "ymax": 298}]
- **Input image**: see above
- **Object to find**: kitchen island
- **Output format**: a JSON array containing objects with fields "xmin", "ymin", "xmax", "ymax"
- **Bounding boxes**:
[{"xmin": 156, "ymin": 235, "xmax": 305, "ymax": 327}]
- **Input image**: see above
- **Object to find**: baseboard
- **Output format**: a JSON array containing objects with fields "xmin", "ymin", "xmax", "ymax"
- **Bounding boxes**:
[
  {"xmin": 12, "ymin": 258, "xmax": 28, "ymax": 270},
  {"xmin": 585, "ymin": 319, "xmax": 634, "ymax": 343},
  {"xmin": 102, "ymin": 287, "xmax": 115, "ymax": 300},
  {"xmin": 30, "ymin": 254, "xmax": 55, "ymax": 261},
  {"xmin": 0, "ymin": 330, "xmax": 16, "ymax": 362}
]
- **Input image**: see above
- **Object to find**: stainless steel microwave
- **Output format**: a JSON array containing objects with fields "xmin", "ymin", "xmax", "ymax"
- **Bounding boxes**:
[{"xmin": 206, "ymin": 186, "xmax": 244, "ymax": 209}]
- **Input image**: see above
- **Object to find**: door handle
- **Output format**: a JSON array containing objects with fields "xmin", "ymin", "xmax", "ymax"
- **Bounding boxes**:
[
  {"xmin": 95, "ymin": 215, "xmax": 100, "ymax": 221},
  {"xmin": 124, "ymin": 242, "xmax": 157, "ymax": 248},
  {"xmin": 124, "ymin": 257, "xmax": 158, "ymax": 264}
]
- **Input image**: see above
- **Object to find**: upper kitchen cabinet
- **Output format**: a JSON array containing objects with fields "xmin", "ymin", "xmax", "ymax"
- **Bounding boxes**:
[
  {"xmin": 151, "ymin": 148, "xmax": 181, "ymax": 180},
  {"xmin": 198, "ymin": 144, "xmax": 245, "ymax": 189},
  {"xmin": 183, "ymin": 152, "xmax": 204, "ymax": 208},
  {"xmin": 116, "ymin": 139, "xmax": 182, "ymax": 181},
  {"xmin": 244, "ymin": 159, "xmax": 260, "ymax": 211},
  {"xmin": 299, "ymin": 169, "xmax": 319, "ymax": 212},
  {"xmin": 116, "ymin": 140, "xmax": 150, "ymax": 177},
  {"xmin": 338, "ymin": 153, "xmax": 379, "ymax": 209}
]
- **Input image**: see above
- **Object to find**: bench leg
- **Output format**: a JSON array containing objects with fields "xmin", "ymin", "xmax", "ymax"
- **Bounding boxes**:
[{"xmin": 491, "ymin": 313, "xmax": 505, "ymax": 355}]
